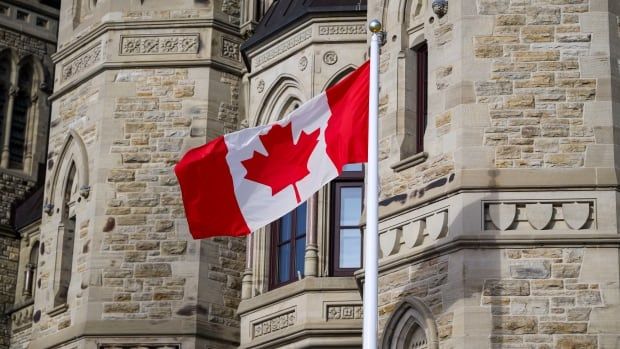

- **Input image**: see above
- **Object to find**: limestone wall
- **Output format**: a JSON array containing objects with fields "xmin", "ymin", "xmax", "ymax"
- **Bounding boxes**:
[{"xmin": 0, "ymin": 236, "xmax": 19, "ymax": 349}]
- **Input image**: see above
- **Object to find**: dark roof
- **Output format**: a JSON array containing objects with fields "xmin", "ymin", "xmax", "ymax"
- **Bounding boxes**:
[
  {"xmin": 14, "ymin": 185, "xmax": 43, "ymax": 230},
  {"xmin": 241, "ymin": 0, "xmax": 366, "ymax": 65}
]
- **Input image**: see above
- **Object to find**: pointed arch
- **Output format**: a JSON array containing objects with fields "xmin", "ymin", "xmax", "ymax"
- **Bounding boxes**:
[
  {"xmin": 47, "ymin": 129, "xmax": 89, "ymax": 212},
  {"xmin": 253, "ymin": 74, "xmax": 305, "ymax": 126},
  {"xmin": 381, "ymin": 296, "xmax": 439, "ymax": 349},
  {"xmin": 322, "ymin": 64, "xmax": 357, "ymax": 91}
]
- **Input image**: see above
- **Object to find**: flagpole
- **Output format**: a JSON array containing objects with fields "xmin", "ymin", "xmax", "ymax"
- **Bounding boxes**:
[{"xmin": 364, "ymin": 19, "xmax": 382, "ymax": 349}]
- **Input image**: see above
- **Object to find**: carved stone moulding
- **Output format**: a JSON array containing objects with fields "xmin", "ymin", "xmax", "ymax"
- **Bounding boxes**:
[
  {"xmin": 119, "ymin": 34, "xmax": 199, "ymax": 56},
  {"xmin": 326, "ymin": 304, "xmax": 363, "ymax": 320},
  {"xmin": 323, "ymin": 51, "xmax": 338, "ymax": 65},
  {"xmin": 379, "ymin": 208, "xmax": 449, "ymax": 258},
  {"xmin": 298, "ymin": 56, "xmax": 308, "ymax": 71},
  {"xmin": 221, "ymin": 37, "xmax": 241, "ymax": 61},
  {"xmin": 61, "ymin": 43, "xmax": 102, "ymax": 81},
  {"xmin": 484, "ymin": 200, "xmax": 594, "ymax": 231},
  {"xmin": 254, "ymin": 27, "xmax": 312, "ymax": 66},
  {"xmin": 318, "ymin": 24, "xmax": 365, "ymax": 36},
  {"xmin": 252, "ymin": 310, "xmax": 296, "ymax": 338}
]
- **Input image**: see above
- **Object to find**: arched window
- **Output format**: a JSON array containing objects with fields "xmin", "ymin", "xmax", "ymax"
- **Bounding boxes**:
[
  {"xmin": 381, "ymin": 297, "xmax": 438, "ymax": 349},
  {"xmin": 9, "ymin": 62, "xmax": 33, "ymax": 169},
  {"xmin": 23, "ymin": 240, "xmax": 39, "ymax": 298},
  {"xmin": 413, "ymin": 42, "xmax": 428, "ymax": 153},
  {"xmin": 0, "ymin": 53, "xmax": 12, "ymax": 167},
  {"xmin": 54, "ymin": 162, "xmax": 77, "ymax": 307}
]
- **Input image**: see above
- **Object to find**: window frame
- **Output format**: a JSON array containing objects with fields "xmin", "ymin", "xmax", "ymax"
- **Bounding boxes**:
[
  {"xmin": 269, "ymin": 203, "xmax": 307, "ymax": 290},
  {"xmin": 330, "ymin": 166, "xmax": 365, "ymax": 277},
  {"xmin": 414, "ymin": 41, "xmax": 428, "ymax": 153}
]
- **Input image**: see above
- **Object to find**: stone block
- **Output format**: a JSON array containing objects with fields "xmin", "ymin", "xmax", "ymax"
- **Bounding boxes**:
[
  {"xmin": 476, "ymin": 81, "xmax": 514, "ymax": 96},
  {"xmin": 555, "ymin": 335, "xmax": 596, "ymax": 349},
  {"xmin": 134, "ymin": 263, "xmax": 172, "ymax": 277},
  {"xmin": 552, "ymin": 264, "xmax": 581, "ymax": 278},
  {"xmin": 161, "ymin": 241, "xmax": 187, "ymax": 255},
  {"xmin": 576, "ymin": 290, "xmax": 602, "ymax": 306},
  {"xmin": 484, "ymin": 280, "xmax": 530, "ymax": 296},
  {"xmin": 514, "ymin": 51, "xmax": 560, "ymax": 62},
  {"xmin": 566, "ymin": 307, "xmax": 591, "ymax": 321},
  {"xmin": 539, "ymin": 322, "xmax": 587, "ymax": 334},
  {"xmin": 527, "ymin": 7, "xmax": 561, "ymax": 25},
  {"xmin": 506, "ymin": 95, "xmax": 535, "ymax": 108},
  {"xmin": 511, "ymin": 298, "xmax": 549, "ymax": 315},
  {"xmin": 103, "ymin": 302, "xmax": 140, "ymax": 313},
  {"xmin": 510, "ymin": 260, "xmax": 551, "ymax": 279},
  {"xmin": 493, "ymin": 316, "xmax": 538, "ymax": 334},
  {"xmin": 522, "ymin": 26, "xmax": 555, "ymax": 43},
  {"xmin": 108, "ymin": 169, "xmax": 135, "ymax": 182}
]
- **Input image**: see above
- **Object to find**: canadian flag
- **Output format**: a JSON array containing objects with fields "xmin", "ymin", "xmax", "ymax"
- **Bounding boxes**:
[{"xmin": 175, "ymin": 62, "xmax": 369, "ymax": 238}]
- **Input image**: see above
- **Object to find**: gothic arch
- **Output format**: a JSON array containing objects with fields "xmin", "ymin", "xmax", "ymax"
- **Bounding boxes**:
[
  {"xmin": 322, "ymin": 65, "xmax": 357, "ymax": 91},
  {"xmin": 381, "ymin": 296, "xmax": 439, "ymax": 349},
  {"xmin": 47, "ymin": 129, "xmax": 89, "ymax": 213},
  {"xmin": 254, "ymin": 74, "xmax": 305, "ymax": 126}
]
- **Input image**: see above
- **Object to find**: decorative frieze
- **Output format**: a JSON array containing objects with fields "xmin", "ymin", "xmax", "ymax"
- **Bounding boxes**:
[
  {"xmin": 484, "ymin": 201, "xmax": 594, "ymax": 231},
  {"xmin": 62, "ymin": 44, "xmax": 102, "ymax": 81},
  {"xmin": 379, "ymin": 208, "xmax": 449, "ymax": 258},
  {"xmin": 253, "ymin": 310, "xmax": 296, "ymax": 338},
  {"xmin": 326, "ymin": 304, "xmax": 363, "ymax": 320},
  {"xmin": 318, "ymin": 24, "xmax": 365, "ymax": 36},
  {"xmin": 119, "ymin": 34, "xmax": 199, "ymax": 56},
  {"xmin": 222, "ymin": 38, "xmax": 241, "ymax": 61},
  {"xmin": 254, "ymin": 28, "xmax": 312, "ymax": 66}
]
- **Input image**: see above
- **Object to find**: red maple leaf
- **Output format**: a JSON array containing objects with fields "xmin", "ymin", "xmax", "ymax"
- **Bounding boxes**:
[{"xmin": 241, "ymin": 122, "xmax": 320, "ymax": 203}]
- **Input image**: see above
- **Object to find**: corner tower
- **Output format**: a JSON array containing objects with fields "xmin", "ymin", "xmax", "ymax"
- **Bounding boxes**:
[{"xmin": 31, "ymin": 1, "xmax": 245, "ymax": 348}]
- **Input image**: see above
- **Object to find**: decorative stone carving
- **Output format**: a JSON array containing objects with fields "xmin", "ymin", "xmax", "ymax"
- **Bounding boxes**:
[
  {"xmin": 62, "ymin": 44, "xmax": 102, "ymax": 81},
  {"xmin": 253, "ymin": 310, "xmax": 296, "ymax": 338},
  {"xmin": 562, "ymin": 203, "xmax": 589, "ymax": 230},
  {"xmin": 526, "ymin": 203, "xmax": 553, "ymax": 230},
  {"xmin": 318, "ymin": 24, "xmax": 365, "ymax": 36},
  {"xmin": 427, "ymin": 210, "xmax": 448, "ymax": 240},
  {"xmin": 485, "ymin": 201, "xmax": 594, "ymax": 231},
  {"xmin": 326, "ymin": 305, "xmax": 363, "ymax": 320},
  {"xmin": 298, "ymin": 56, "xmax": 308, "ymax": 71},
  {"xmin": 79, "ymin": 185, "xmax": 90, "ymax": 199},
  {"xmin": 43, "ymin": 203, "xmax": 54, "ymax": 216},
  {"xmin": 432, "ymin": 0, "xmax": 448, "ymax": 18},
  {"xmin": 255, "ymin": 28, "xmax": 312, "ymax": 66},
  {"xmin": 380, "ymin": 228, "xmax": 402, "ymax": 257},
  {"xmin": 323, "ymin": 51, "xmax": 338, "ymax": 65},
  {"xmin": 402, "ymin": 220, "xmax": 425, "ymax": 248},
  {"xmin": 120, "ymin": 34, "xmax": 199, "ymax": 55},
  {"xmin": 257, "ymin": 79, "xmax": 265, "ymax": 93},
  {"xmin": 222, "ymin": 38, "xmax": 240, "ymax": 61},
  {"xmin": 488, "ymin": 203, "xmax": 516, "ymax": 231}
]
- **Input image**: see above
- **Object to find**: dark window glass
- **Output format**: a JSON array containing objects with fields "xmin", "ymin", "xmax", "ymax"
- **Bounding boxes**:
[
  {"xmin": 9, "ymin": 64, "xmax": 33, "ymax": 170},
  {"xmin": 270, "ymin": 202, "xmax": 307, "ymax": 289},
  {"xmin": 331, "ymin": 165, "xmax": 364, "ymax": 276},
  {"xmin": 415, "ymin": 42, "xmax": 428, "ymax": 152}
]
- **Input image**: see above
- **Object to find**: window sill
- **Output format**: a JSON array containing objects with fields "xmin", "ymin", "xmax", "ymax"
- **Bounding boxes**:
[
  {"xmin": 47, "ymin": 303, "xmax": 68, "ymax": 317},
  {"xmin": 390, "ymin": 152, "xmax": 428, "ymax": 173}
]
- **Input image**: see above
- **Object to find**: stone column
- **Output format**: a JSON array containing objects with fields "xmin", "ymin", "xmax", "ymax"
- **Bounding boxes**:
[
  {"xmin": 304, "ymin": 193, "xmax": 318, "ymax": 277},
  {"xmin": 23, "ymin": 92, "xmax": 39, "ymax": 173},
  {"xmin": 241, "ymin": 233, "xmax": 253, "ymax": 300},
  {"xmin": 0, "ymin": 85, "xmax": 17, "ymax": 167}
]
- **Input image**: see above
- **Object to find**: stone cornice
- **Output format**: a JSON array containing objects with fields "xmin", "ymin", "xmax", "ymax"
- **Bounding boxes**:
[
  {"xmin": 354, "ymin": 234, "xmax": 620, "ymax": 283},
  {"xmin": 1, "ymin": 0, "xmax": 59, "ymax": 18},
  {"xmin": 52, "ymin": 18, "xmax": 240, "ymax": 64},
  {"xmin": 237, "ymin": 277, "xmax": 359, "ymax": 316},
  {"xmin": 48, "ymin": 59, "xmax": 242, "ymax": 101}
]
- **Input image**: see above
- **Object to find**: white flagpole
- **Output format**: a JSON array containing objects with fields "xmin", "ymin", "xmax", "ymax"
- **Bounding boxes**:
[{"xmin": 364, "ymin": 19, "xmax": 382, "ymax": 349}]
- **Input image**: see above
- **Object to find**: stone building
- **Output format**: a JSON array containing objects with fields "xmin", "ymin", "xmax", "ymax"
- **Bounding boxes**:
[{"xmin": 2, "ymin": 0, "xmax": 620, "ymax": 348}]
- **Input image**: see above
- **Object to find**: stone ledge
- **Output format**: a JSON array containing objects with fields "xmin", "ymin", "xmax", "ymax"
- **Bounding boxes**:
[
  {"xmin": 47, "ymin": 303, "xmax": 68, "ymax": 317},
  {"xmin": 237, "ymin": 277, "xmax": 358, "ymax": 315},
  {"xmin": 390, "ymin": 152, "xmax": 428, "ymax": 173}
]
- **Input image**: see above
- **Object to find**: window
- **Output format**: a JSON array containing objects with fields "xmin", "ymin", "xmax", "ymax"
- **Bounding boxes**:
[
  {"xmin": 381, "ymin": 296, "xmax": 438, "ymax": 349},
  {"xmin": 9, "ymin": 64, "xmax": 33, "ymax": 170},
  {"xmin": 414, "ymin": 42, "xmax": 428, "ymax": 152},
  {"xmin": 23, "ymin": 241, "xmax": 39, "ymax": 298},
  {"xmin": 270, "ymin": 202, "xmax": 306, "ymax": 289},
  {"xmin": 330, "ymin": 164, "xmax": 364, "ymax": 276},
  {"xmin": 0, "ymin": 56, "xmax": 10, "ymax": 165},
  {"xmin": 0, "ymin": 5, "xmax": 9, "ymax": 16},
  {"xmin": 36, "ymin": 17, "xmax": 48, "ymax": 28},
  {"xmin": 16, "ymin": 10, "xmax": 29, "ymax": 21},
  {"xmin": 54, "ymin": 163, "xmax": 77, "ymax": 307}
]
